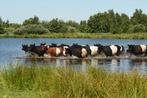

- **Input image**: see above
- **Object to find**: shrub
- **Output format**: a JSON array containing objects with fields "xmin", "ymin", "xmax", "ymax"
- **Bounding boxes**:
[
  {"xmin": 14, "ymin": 24, "xmax": 50, "ymax": 35},
  {"xmin": 128, "ymin": 24, "xmax": 146, "ymax": 33},
  {"xmin": 0, "ymin": 27, "xmax": 6, "ymax": 34},
  {"xmin": 67, "ymin": 26, "xmax": 79, "ymax": 33}
]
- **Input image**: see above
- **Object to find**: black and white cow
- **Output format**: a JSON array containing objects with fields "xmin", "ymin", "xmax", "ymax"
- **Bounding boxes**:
[
  {"xmin": 65, "ymin": 44, "xmax": 91, "ymax": 58},
  {"xmin": 60, "ymin": 44, "xmax": 70, "ymax": 56},
  {"xmin": 101, "ymin": 45, "xmax": 124, "ymax": 57},
  {"xmin": 127, "ymin": 45, "xmax": 147, "ymax": 56},
  {"xmin": 89, "ymin": 44, "xmax": 103, "ymax": 56}
]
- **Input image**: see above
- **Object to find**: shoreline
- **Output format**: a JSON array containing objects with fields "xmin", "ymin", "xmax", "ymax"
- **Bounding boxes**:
[{"xmin": 1, "ymin": 33, "xmax": 147, "ymax": 39}]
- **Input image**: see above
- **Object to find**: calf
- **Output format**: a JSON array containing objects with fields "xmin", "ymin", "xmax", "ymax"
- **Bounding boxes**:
[{"xmin": 101, "ymin": 45, "xmax": 124, "ymax": 57}]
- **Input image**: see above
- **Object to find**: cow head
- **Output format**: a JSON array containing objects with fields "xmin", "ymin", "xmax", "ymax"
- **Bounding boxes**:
[
  {"xmin": 22, "ymin": 44, "xmax": 29, "ymax": 52},
  {"xmin": 127, "ymin": 45, "xmax": 133, "ymax": 53},
  {"xmin": 94, "ymin": 44, "xmax": 103, "ymax": 54}
]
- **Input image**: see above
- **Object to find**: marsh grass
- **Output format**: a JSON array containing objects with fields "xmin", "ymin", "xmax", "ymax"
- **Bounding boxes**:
[
  {"xmin": 0, "ymin": 65, "xmax": 147, "ymax": 98},
  {"xmin": 1, "ymin": 33, "xmax": 147, "ymax": 39}
]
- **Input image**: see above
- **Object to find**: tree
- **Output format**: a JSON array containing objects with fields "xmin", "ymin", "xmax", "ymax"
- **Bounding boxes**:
[
  {"xmin": 131, "ymin": 9, "xmax": 147, "ymax": 32},
  {"xmin": 48, "ymin": 18, "xmax": 67, "ymax": 33},
  {"xmin": 87, "ymin": 10, "xmax": 116, "ymax": 33},
  {"xmin": 79, "ymin": 20, "xmax": 90, "ymax": 33},
  {"xmin": 0, "ymin": 17, "xmax": 2, "ymax": 26},
  {"xmin": 23, "ymin": 16, "xmax": 39, "ymax": 25},
  {"xmin": 66, "ymin": 20, "xmax": 79, "ymax": 28},
  {"xmin": 131, "ymin": 9, "xmax": 143, "ymax": 25},
  {"xmin": 128, "ymin": 24, "xmax": 146, "ymax": 33}
]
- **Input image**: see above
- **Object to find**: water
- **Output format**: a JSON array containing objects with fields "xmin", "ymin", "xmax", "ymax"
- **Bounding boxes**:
[{"xmin": 1, "ymin": 38, "xmax": 147, "ymax": 73}]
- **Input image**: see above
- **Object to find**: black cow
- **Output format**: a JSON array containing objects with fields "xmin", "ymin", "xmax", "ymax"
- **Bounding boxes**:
[
  {"xmin": 22, "ymin": 44, "xmax": 29, "ymax": 53},
  {"xmin": 65, "ymin": 44, "xmax": 91, "ymax": 58},
  {"xmin": 127, "ymin": 45, "xmax": 147, "ymax": 56},
  {"xmin": 28, "ymin": 44, "xmax": 47, "ymax": 56},
  {"xmin": 101, "ymin": 45, "xmax": 124, "ymax": 57}
]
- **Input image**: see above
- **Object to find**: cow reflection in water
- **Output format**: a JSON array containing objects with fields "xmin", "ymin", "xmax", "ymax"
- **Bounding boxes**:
[
  {"xmin": 22, "ymin": 57, "xmax": 90, "ymax": 67},
  {"xmin": 22, "ymin": 58, "xmax": 59, "ymax": 66},
  {"xmin": 129, "ymin": 59, "xmax": 147, "ymax": 66},
  {"xmin": 97, "ymin": 59, "xmax": 120, "ymax": 65},
  {"xmin": 21, "ymin": 57, "xmax": 121, "ymax": 71}
]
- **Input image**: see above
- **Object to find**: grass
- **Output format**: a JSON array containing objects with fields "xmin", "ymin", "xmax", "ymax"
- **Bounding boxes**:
[
  {"xmin": 1, "ymin": 32, "xmax": 147, "ymax": 39},
  {"xmin": 0, "ymin": 65, "xmax": 147, "ymax": 98}
]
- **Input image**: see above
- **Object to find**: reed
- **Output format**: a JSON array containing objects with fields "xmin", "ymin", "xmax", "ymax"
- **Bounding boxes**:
[{"xmin": 0, "ymin": 65, "xmax": 147, "ymax": 98}]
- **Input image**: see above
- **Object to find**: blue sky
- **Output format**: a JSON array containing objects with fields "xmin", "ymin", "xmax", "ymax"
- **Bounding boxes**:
[{"xmin": 0, "ymin": 0, "xmax": 147, "ymax": 23}]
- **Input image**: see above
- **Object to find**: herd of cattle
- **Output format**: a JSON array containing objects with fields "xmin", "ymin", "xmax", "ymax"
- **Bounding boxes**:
[{"xmin": 22, "ymin": 43, "xmax": 147, "ymax": 58}]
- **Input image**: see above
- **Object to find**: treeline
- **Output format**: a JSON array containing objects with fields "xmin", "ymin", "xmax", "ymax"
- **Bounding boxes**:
[{"xmin": 0, "ymin": 9, "xmax": 147, "ymax": 34}]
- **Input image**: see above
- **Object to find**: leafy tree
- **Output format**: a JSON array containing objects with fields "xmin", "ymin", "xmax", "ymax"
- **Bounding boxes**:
[
  {"xmin": 0, "ymin": 26, "xmax": 5, "ymax": 34},
  {"xmin": 131, "ymin": 9, "xmax": 143, "ymax": 25},
  {"xmin": 0, "ymin": 17, "xmax": 2, "ymax": 26},
  {"xmin": 79, "ymin": 20, "xmax": 90, "ymax": 33},
  {"xmin": 66, "ymin": 20, "xmax": 79, "ymax": 28},
  {"xmin": 48, "ymin": 18, "xmax": 67, "ymax": 33},
  {"xmin": 131, "ymin": 9, "xmax": 147, "ymax": 31},
  {"xmin": 128, "ymin": 24, "xmax": 146, "ymax": 33},
  {"xmin": 119, "ymin": 13, "xmax": 130, "ymax": 33},
  {"xmin": 88, "ymin": 10, "xmax": 116, "ymax": 33},
  {"xmin": 41, "ymin": 21, "xmax": 50, "ymax": 29},
  {"xmin": 0, "ymin": 17, "xmax": 5, "ymax": 34},
  {"xmin": 23, "ymin": 16, "xmax": 39, "ymax": 25}
]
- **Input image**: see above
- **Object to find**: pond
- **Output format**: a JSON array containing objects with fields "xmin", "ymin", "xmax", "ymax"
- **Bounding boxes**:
[{"xmin": 1, "ymin": 38, "xmax": 147, "ymax": 73}]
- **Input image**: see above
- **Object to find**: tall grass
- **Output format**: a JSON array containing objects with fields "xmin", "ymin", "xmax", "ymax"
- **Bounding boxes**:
[
  {"xmin": 0, "ymin": 65, "xmax": 147, "ymax": 98},
  {"xmin": 1, "ymin": 33, "xmax": 147, "ymax": 39}
]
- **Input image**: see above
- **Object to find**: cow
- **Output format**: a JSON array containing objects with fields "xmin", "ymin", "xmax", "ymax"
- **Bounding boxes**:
[
  {"xmin": 40, "ymin": 43, "xmax": 67, "ymax": 57},
  {"xmin": 127, "ymin": 45, "xmax": 147, "ymax": 56},
  {"xmin": 101, "ymin": 45, "xmax": 124, "ymax": 57},
  {"xmin": 28, "ymin": 44, "xmax": 47, "ymax": 56},
  {"xmin": 65, "ymin": 44, "xmax": 91, "ymax": 58},
  {"xmin": 89, "ymin": 44, "xmax": 103, "ymax": 56},
  {"xmin": 22, "ymin": 44, "xmax": 29, "ymax": 53}
]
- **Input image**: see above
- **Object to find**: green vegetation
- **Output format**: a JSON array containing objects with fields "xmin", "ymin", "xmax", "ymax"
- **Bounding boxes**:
[
  {"xmin": 0, "ymin": 65, "xmax": 147, "ymax": 98},
  {"xmin": 1, "ymin": 9, "xmax": 147, "ymax": 39},
  {"xmin": 1, "ymin": 32, "xmax": 147, "ymax": 39}
]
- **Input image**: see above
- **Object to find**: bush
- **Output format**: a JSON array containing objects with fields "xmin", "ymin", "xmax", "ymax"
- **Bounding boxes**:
[
  {"xmin": 14, "ymin": 24, "xmax": 50, "ymax": 35},
  {"xmin": 67, "ymin": 26, "xmax": 79, "ymax": 33},
  {"xmin": 0, "ymin": 27, "xmax": 6, "ymax": 34},
  {"xmin": 49, "ymin": 18, "xmax": 68, "ymax": 33},
  {"xmin": 128, "ymin": 24, "xmax": 146, "ymax": 33}
]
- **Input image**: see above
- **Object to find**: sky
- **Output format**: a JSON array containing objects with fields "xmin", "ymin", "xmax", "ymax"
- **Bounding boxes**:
[{"xmin": 0, "ymin": 0, "xmax": 147, "ymax": 23}]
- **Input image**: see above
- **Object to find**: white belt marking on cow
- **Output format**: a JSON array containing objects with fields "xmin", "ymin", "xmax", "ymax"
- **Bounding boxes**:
[
  {"xmin": 120, "ymin": 46, "xmax": 123, "ymax": 52},
  {"xmin": 140, "ymin": 45, "xmax": 146, "ymax": 52},
  {"xmin": 90, "ymin": 46, "xmax": 98, "ymax": 56},
  {"xmin": 110, "ymin": 45, "xmax": 118, "ymax": 55},
  {"xmin": 63, "ymin": 46, "xmax": 69, "ymax": 56},
  {"xmin": 81, "ymin": 48, "xmax": 87, "ymax": 57},
  {"xmin": 56, "ymin": 48, "xmax": 61, "ymax": 56}
]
